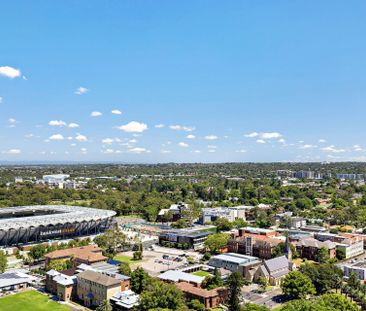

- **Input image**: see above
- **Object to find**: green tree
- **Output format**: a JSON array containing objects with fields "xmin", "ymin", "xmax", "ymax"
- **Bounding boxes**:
[
  {"xmin": 96, "ymin": 300, "xmax": 112, "ymax": 311},
  {"xmin": 315, "ymin": 247, "xmax": 330, "ymax": 263},
  {"xmin": 130, "ymin": 267, "xmax": 151, "ymax": 294},
  {"xmin": 281, "ymin": 271, "xmax": 315, "ymax": 299},
  {"xmin": 204, "ymin": 233, "xmax": 230, "ymax": 253},
  {"xmin": 137, "ymin": 280, "xmax": 186, "ymax": 311},
  {"xmin": 28, "ymin": 244, "xmax": 47, "ymax": 262},
  {"xmin": 187, "ymin": 299, "xmax": 206, "ymax": 311},
  {"xmin": 300, "ymin": 262, "xmax": 343, "ymax": 294},
  {"xmin": 94, "ymin": 227, "xmax": 127, "ymax": 258},
  {"xmin": 227, "ymin": 272, "xmax": 244, "ymax": 311},
  {"xmin": 214, "ymin": 217, "xmax": 233, "ymax": 232},
  {"xmin": 347, "ymin": 271, "xmax": 360, "ymax": 290},
  {"xmin": 336, "ymin": 248, "xmax": 346, "ymax": 260},
  {"xmin": 118, "ymin": 263, "xmax": 131, "ymax": 276},
  {"xmin": 133, "ymin": 242, "xmax": 143, "ymax": 260},
  {"xmin": 47, "ymin": 259, "xmax": 68, "ymax": 271},
  {"xmin": 241, "ymin": 304, "xmax": 270, "ymax": 311},
  {"xmin": 0, "ymin": 250, "xmax": 7, "ymax": 273},
  {"xmin": 315, "ymin": 293, "xmax": 358, "ymax": 311}
]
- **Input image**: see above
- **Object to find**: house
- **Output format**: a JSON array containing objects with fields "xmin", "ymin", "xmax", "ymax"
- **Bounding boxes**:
[
  {"xmin": 45, "ymin": 269, "xmax": 77, "ymax": 302},
  {"xmin": 0, "ymin": 270, "xmax": 35, "ymax": 292},
  {"xmin": 296, "ymin": 237, "xmax": 336, "ymax": 261},
  {"xmin": 228, "ymin": 234, "xmax": 282, "ymax": 259},
  {"xmin": 176, "ymin": 282, "xmax": 227, "ymax": 309},
  {"xmin": 45, "ymin": 244, "xmax": 107, "ymax": 268},
  {"xmin": 77, "ymin": 270, "xmax": 125, "ymax": 308},
  {"xmin": 208, "ymin": 253, "xmax": 261, "ymax": 281},
  {"xmin": 254, "ymin": 255, "xmax": 291, "ymax": 286}
]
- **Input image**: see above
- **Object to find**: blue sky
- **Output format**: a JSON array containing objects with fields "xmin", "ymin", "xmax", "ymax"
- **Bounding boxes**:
[{"xmin": 1, "ymin": 1, "xmax": 366, "ymax": 162}]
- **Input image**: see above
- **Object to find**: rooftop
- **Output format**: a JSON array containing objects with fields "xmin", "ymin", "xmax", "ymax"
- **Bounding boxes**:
[
  {"xmin": 45, "ymin": 244, "xmax": 107, "ymax": 262},
  {"xmin": 209, "ymin": 253, "xmax": 259, "ymax": 265},
  {"xmin": 77, "ymin": 270, "xmax": 121, "ymax": 287},
  {"xmin": 0, "ymin": 205, "xmax": 116, "ymax": 230},
  {"xmin": 158, "ymin": 270, "xmax": 205, "ymax": 284}
]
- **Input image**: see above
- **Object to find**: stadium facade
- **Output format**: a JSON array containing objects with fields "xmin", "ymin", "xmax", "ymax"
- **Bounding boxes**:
[{"xmin": 0, "ymin": 205, "xmax": 116, "ymax": 247}]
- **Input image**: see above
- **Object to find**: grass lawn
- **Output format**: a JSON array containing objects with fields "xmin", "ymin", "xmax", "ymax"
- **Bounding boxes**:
[
  {"xmin": 192, "ymin": 270, "xmax": 211, "ymax": 277},
  {"xmin": 114, "ymin": 254, "xmax": 143, "ymax": 265},
  {"xmin": 0, "ymin": 290, "xmax": 71, "ymax": 311}
]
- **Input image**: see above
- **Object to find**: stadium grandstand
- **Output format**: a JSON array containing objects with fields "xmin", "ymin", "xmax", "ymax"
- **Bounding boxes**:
[{"xmin": 0, "ymin": 205, "xmax": 116, "ymax": 246}]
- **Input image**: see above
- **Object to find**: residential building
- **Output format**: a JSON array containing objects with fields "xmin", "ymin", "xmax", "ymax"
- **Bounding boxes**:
[
  {"xmin": 45, "ymin": 244, "xmax": 107, "ymax": 268},
  {"xmin": 176, "ymin": 282, "xmax": 227, "ymax": 309},
  {"xmin": 159, "ymin": 230, "xmax": 211, "ymax": 250},
  {"xmin": 296, "ymin": 237, "xmax": 336, "ymax": 261},
  {"xmin": 77, "ymin": 270, "xmax": 124, "ymax": 308},
  {"xmin": 45, "ymin": 269, "xmax": 76, "ymax": 302},
  {"xmin": 228, "ymin": 234, "xmax": 282, "ymax": 259},
  {"xmin": 208, "ymin": 253, "xmax": 261, "ymax": 280},
  {"xmin": 200, "ymin": 206, "xmax": 252, "ymax": 224},
  {"xmin": 254, "ymin": 255, "xmax": 292, "ymax": 286}
]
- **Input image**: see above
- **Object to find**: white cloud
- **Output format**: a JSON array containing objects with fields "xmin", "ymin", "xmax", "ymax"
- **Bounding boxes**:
[
  {"xmin": 170, "ymin": 125, "xmax": 195, "ymax": 132},
  {"xmin": 0, "ymin": 66, "xmax": 21, "ymax": 79},
  {"xmin": 117, "ymin": 121, "xmax": 148, "ymax": 133},
  {"xmin": 129, "ymin": 139, "xmax": 137, "ymax": 143},
  {"xmin": 102, "ymin": 138, "xmax": 114, "ymax": 144},
  {"xmin": 205, "ymin": 135, "xmax": 218, "ymax": 140},
  {"xmin": 178, "ymin": 142, "xmax": 189, "ymax": 148},
  {"xmin": 244, "ymin": 132, "xmax": 259, "ymax": 138},
  {"xmin": 90, "ymin": 111, "xmax": 102, "ymax": 117},
  {"xmin": 353, "ymin": 144, "xmax": 363, "ymax": 151},
  {"xmin": 0, "ymin": 97, "xmax": 2, "ymax": 104},
  {"xmin": 49, "ymin": 134, "xmax": 64, "ymax": 141},
  {"xmin": 192, "ymin": 150, "xmax": 201, "ymax": 153},
  {"xmin": 208, "ymin": 149, "xmax": 216, "ymax": 153},
  {"xmin": 161, "ymin": 150, "xmax": 172, "ymax": 154},
  {"xmin": 319, "ymin": 139, "xmax": 326, "ymax": 143},
  {"xmin": 186, "ymin": 134, "xmax": 196, "ymax": 139},
  {"xmin": 260, "ymin": 132, "xmax": 282, "ymax": 139},
  {"xmin": 207, "ymin": 145, "xmax": 217, "ymax": 149},
  {"xmin": 236, "ymin": 149, "xmax": 247, "ymax": 153},
  {"xmin": 49, "ymin": 120, "xmax": 67, "ymax": 127},
  {"xmin": 3, "ymin": 149, "xmax": 21, "ymax": 154},
  {"xmin": 74, "ymin": 86, "xmax": 88, "ymax": 95},
  {"xmin": 256, "ymin": 139, "xmax": 266, "ymax": 144},
  {"xmin": 299, "ymin": 144, "xmax": 317, "ymax": 149},
  {"xmin": 103, "ymin": 149, "xmax": 115, "ymax": 154},
  {"xmin": 68, "ymin": 123, "xmax": 79, "ymax": 128},
  {"xmin": 155, "ymin": 124, "xmax": 165, "ymax": 128},
  {"xmin": 278, "ymin": 138, "xmax": 286, "ymax": 144},
  {"xmin": 322, "ymin": 145, "xmax": 346, "ymax": 153},
  {"xmin": 111, "ymin": 109, "xmax": 122, "ymax": 115},
  {"xmin": 128, "ymin": 147, "xmax": 150, "ymax": 154},
  {"xmin": 75, "ymin": 134, "xmax": 88, "ymax": 142},
  {"xmin": 8, "ymin": 118, "xmax": 17, "ymax": 127},
  {"xmin": 81, "ymin": 148, "xmax": 87, "ymax": 154}
]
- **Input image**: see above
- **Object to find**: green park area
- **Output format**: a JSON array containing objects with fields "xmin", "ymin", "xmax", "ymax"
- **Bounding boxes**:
[
  {"xmin": 0, "ymin": 290, "xmax": 71, "ymax": 311},
  {"xmin": 114, "ymin": 254, "xmax": 143, "ymax": 265},
  {"xmin": 192, "ymin": 270, "xmax": 212, "ymax": 277}
]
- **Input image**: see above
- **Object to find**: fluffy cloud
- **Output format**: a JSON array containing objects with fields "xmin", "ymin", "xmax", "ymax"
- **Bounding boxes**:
[
  {"xmin": 0, "ymin": 97, "xmax": 2, "ymax": 104},
  {"xmin": 117, "ymin": 121, "xmax": 148, "ymax": 133},
  {"xmin": 322, "ymin": 145, "xmax": 346, "ymax": 153},
  {"xmin": 128, "ymin": 147, "xmax": 150, "ymax": 154},
  {"xmin": 8, "ymin": 118, "xmax": 16, "ymax": 126},
  {"xmin": 0, "ymin": 66, "xmax": 21, "ymax": 79},
  {"xmin": 49, "ymin": 134, "xmax": 64, "ymax": 141},
  {"xmin": 236, "ymin": 149, "xmax": 247, "ymax": 153},
  {"xmin": 90, "ymin": 111, "xmax": 102, "ymax": 117},
  {"xmin": 74, "ymin": 87, "xmax": 88, "ymax": 95},
  {"xmin": 319, "ymin": 139, "xmax": 326, "ymax": 143},
  {"xmin": 244, "ymin": 132, "xmax": 259, "ymax": 138},
  {"xmin": 245, "ymin": 132, "xmax": 282, "ymax": 140},
  {"xmin": 155, "ymin": 124, "xmax": 165, "ymax": 128},
  {"xmin": 161, "ymin": 150, "xmax": 171, "ymax": 154},
  {"xmin": 102, "ymin": 138, "xmax": 114, "ymax": 144},
  {"xmin": 3, "ymin": 149, "xmax": 21, "ymax": 154},
  {"xmin": 170, "ymin": 125, "xmax": 195, "ymax": 132},
  {"xmin": 111, "ymin": 109, "xmax": 122, "ymax": 115},
  {"xmin": 186, "ymin": 134, "xmax": 196, "ymax": 139},
  {"xmin": 299, "ymin": 144, "xmax": 317, "ymax": 149},
  {"xmin": 49, "ymin": 120, "xmax": 67, "ymax": 127},
  {"xmin": 353, "ymin": 144, "xmax": 363, "ymax": 151},
  {"xmin": 75, "ymin": 134, "xmax": 88, "ymax": 142},
  {"xmin": 205, "ymin": 135, "xmax": 218, "ymax": 140},
  {"xmin": 178, "ymin": 142, "xmax": 189, "ymax": 147},
  {"xmin": 68, "ymin": 123, "xmax": 79, "ymax": 128},
  {"xmin": 256, "ymin": 139, "xmax": 266, "ymax": 144}
]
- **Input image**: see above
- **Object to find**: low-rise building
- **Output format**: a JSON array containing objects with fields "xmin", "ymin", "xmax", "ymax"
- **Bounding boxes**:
[
  {"xmin": 176, "ymin": 282, "xmax": 227, "ymax": 309},
  {"xmin": 45, "ymin": 269, "xmax": 76, "ymax": 302},
  {"xmin": 0, "ymin": 270, "xmax": 34, "ymax": 292},
  {"xmin": 200, "ymin": 206, "xmax": 252, "ymax": 224},
  {"xmin": 77, "ymin": 270, "xmax": 125, "ymax": 308},
  {"xmin": 296, "ymin": 237, "xmax": 337, "ymax": 261},
  {"xmin": 158, "ymin": 270, "xmax": 205, "ymax": 287},
  {"xmin": 45, "ymin": 244, "xmax": 107, "ymax": 268},
  {"xmin": 254, "ymin": 255, "xmax": 292, "ymax": 286},
  {"xmin": 110, "ymin": 290, "xmax": 140, "ymax": 310},
  {"xmin": 208, "ymin": 253, "xmax": 261, "ymax": 280},
  {"xmin": 343, "ymin": 261, "xmax": 366, "ymax": 281},
  {"xmin": 159, "ymin": 230, "xmax": 211, "ymax": 250}
]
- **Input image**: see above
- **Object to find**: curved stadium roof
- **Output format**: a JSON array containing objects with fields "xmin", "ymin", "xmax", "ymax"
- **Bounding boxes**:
[{"xmin": 0, "ymin": 205, "xmax": 116, "ymax": 230}]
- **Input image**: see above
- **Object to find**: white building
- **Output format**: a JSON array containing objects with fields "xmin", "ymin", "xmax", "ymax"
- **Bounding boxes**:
[
  {"xmin": 43, "ymin": 174, "xmax": 70, "ymax": 185},
  {"xmin": 200, "ymin": 206, "xmax": 253, "ymax": 224}
]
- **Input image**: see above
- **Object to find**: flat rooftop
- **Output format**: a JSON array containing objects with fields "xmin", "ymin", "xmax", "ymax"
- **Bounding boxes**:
[{"xmin": 210, "ymin": 253, "xmax": 259, "ymax": 265}]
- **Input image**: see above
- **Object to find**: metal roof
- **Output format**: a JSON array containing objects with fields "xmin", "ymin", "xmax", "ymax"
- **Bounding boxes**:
[
  {"xmin": 0, "ymin": 205, "xmax": 116, "ymax": 230},
  {"xmin": 158, "ymin": 270, "xmax": 204, "ymax": 284}
]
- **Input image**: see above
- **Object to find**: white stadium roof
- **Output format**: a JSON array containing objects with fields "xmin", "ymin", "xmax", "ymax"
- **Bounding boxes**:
[{"xmin": 0, "ymin": 205, "xmax": 116, "ymax": 230}]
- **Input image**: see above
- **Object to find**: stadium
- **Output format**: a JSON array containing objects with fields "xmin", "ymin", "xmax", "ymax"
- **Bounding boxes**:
[{"xmin": 0, "ymin": 205, "xmax": 117, "ymax": 247}]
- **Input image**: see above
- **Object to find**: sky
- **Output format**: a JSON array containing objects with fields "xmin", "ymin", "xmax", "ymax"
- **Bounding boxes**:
[{"xmin": 1, "ymin": 1, "xmax": 366, "ymax": 163}]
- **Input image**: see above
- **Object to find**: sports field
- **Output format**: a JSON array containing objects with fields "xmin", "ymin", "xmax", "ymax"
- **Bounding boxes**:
[{"xmin": 0, "ymin": 290, "xmax": 70, "ymax": 311}]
